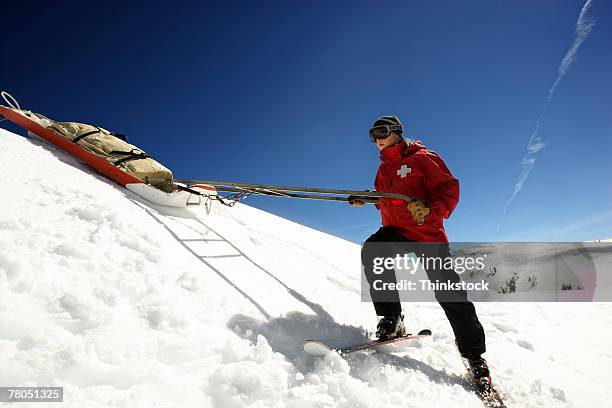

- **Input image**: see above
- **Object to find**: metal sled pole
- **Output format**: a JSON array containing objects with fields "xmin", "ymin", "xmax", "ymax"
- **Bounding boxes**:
[
  {"xmin": 174, "ymin": 179, "xmax": 425, "ymax": 225},
  {"xmin": 174, "ymin": 179, "xmax": 417, "ymax": 203},
  {"xmin": 209, "ymin": 185, "xmax": 381, "ymax": 204}
]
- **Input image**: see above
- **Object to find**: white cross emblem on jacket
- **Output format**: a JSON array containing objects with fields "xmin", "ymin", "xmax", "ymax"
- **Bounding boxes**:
[{"xmin": 397, "ymin": 165, "xmax": 412, "ymax": 178}]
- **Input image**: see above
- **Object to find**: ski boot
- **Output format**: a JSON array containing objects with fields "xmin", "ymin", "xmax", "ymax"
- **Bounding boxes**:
[
  {"xmin": 375, "ymin": 314, "xmax": 406, "ymax": 341},
  {"xmin": 467, "ymin": 356, "xmax": 492, "ymax": 392}
]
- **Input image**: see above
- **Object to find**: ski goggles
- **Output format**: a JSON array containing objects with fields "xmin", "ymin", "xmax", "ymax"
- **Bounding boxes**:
[{"xmin": 369, "ymin": 125, "xmax": 402, "ymax": 142}]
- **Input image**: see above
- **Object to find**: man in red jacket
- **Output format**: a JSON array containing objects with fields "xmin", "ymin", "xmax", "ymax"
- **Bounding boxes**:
[{"xmin": 358, "ymin": 115, "xmax": 489, "ymax": 383}]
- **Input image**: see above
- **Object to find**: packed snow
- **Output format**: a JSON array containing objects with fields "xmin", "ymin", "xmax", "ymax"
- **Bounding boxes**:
[{"xmin": 1, "ymin": 128, "xmax": 611, "ymax": 407}]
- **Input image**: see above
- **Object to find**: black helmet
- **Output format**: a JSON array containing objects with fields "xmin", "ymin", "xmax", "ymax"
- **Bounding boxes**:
[{"xmin": 369, "ymin": 115, "xmax": 403, "ymax": 142}]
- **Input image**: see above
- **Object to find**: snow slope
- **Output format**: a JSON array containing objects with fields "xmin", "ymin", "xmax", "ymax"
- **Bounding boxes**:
[{"xmin": 1, "ymin": 128, "xmax": 611, "ymax": 407}]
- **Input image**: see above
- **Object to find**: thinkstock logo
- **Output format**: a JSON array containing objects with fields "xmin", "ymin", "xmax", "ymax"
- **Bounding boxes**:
[{"xmin": 360, "ymin": 242, "xmax": 611, "ymax": 303}]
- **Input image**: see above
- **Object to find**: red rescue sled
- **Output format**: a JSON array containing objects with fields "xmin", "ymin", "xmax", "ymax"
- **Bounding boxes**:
[{"xmin": 0, "ymin": 92, "xmax": 215, "ymax": 207}]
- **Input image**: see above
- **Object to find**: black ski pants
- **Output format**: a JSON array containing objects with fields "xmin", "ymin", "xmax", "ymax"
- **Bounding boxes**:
[{"xmin": 361, "ymin": 226, "xmax": 486, "ymax": 357}]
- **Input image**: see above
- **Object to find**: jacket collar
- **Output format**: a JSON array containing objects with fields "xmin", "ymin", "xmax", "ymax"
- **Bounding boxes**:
[{"xmin": 380, "ymin": 139, "xmax": 425, "ymax": 163}]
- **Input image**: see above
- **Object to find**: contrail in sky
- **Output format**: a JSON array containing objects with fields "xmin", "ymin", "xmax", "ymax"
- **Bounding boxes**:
[{"xmin": 496, "ymin": 0, "xmax": 595, "ymax": 233}]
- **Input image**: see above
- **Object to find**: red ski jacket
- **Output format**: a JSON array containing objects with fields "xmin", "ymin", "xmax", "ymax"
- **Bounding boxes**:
[{"xmin": 374, "ymin": 140, "xmax": 459, "ymax": 242}]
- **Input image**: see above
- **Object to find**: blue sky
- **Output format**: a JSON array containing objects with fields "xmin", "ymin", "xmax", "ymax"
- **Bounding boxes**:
[{"xmin": 1, "ymin": 0, "xmax": 610, "ymax": 243}]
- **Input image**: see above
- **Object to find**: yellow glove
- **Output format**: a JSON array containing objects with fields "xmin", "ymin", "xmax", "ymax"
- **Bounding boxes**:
[
  {"xmin": 347, "ymin": 195, "xmax": 366, "ymax": 207},
  {"xmin": 407, "ymin": 200, "xmax": 430, "ymax": 224}
]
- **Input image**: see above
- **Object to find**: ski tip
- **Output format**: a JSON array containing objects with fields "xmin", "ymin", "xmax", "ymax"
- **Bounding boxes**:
[
  {"xmin": 417, "ymin": 329, "xmax": 432, "ymax": 336},
  {"xmin": 303, "ymin": 340, "xmax": 333, "ymax": 357}
]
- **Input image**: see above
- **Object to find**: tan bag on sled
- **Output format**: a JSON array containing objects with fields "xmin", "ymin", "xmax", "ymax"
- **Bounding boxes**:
[{"xmin": 46, "ymin": 120, "xmax": 176, "ymax": 193}]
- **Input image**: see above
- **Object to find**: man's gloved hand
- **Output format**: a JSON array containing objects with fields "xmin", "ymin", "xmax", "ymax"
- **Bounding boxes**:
[
  {"xmin": 407, "ymin": 200, "xmax": 430, "ymax": 223},
  {"xmin": 347, "ymin": 195, "xmax": 366, "ymax": 207}
]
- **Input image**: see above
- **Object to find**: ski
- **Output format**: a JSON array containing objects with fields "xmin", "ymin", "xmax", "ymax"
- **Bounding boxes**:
[{"xmin": 303, "ymin": 329, "xmax": 432, "ymax": 357}]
